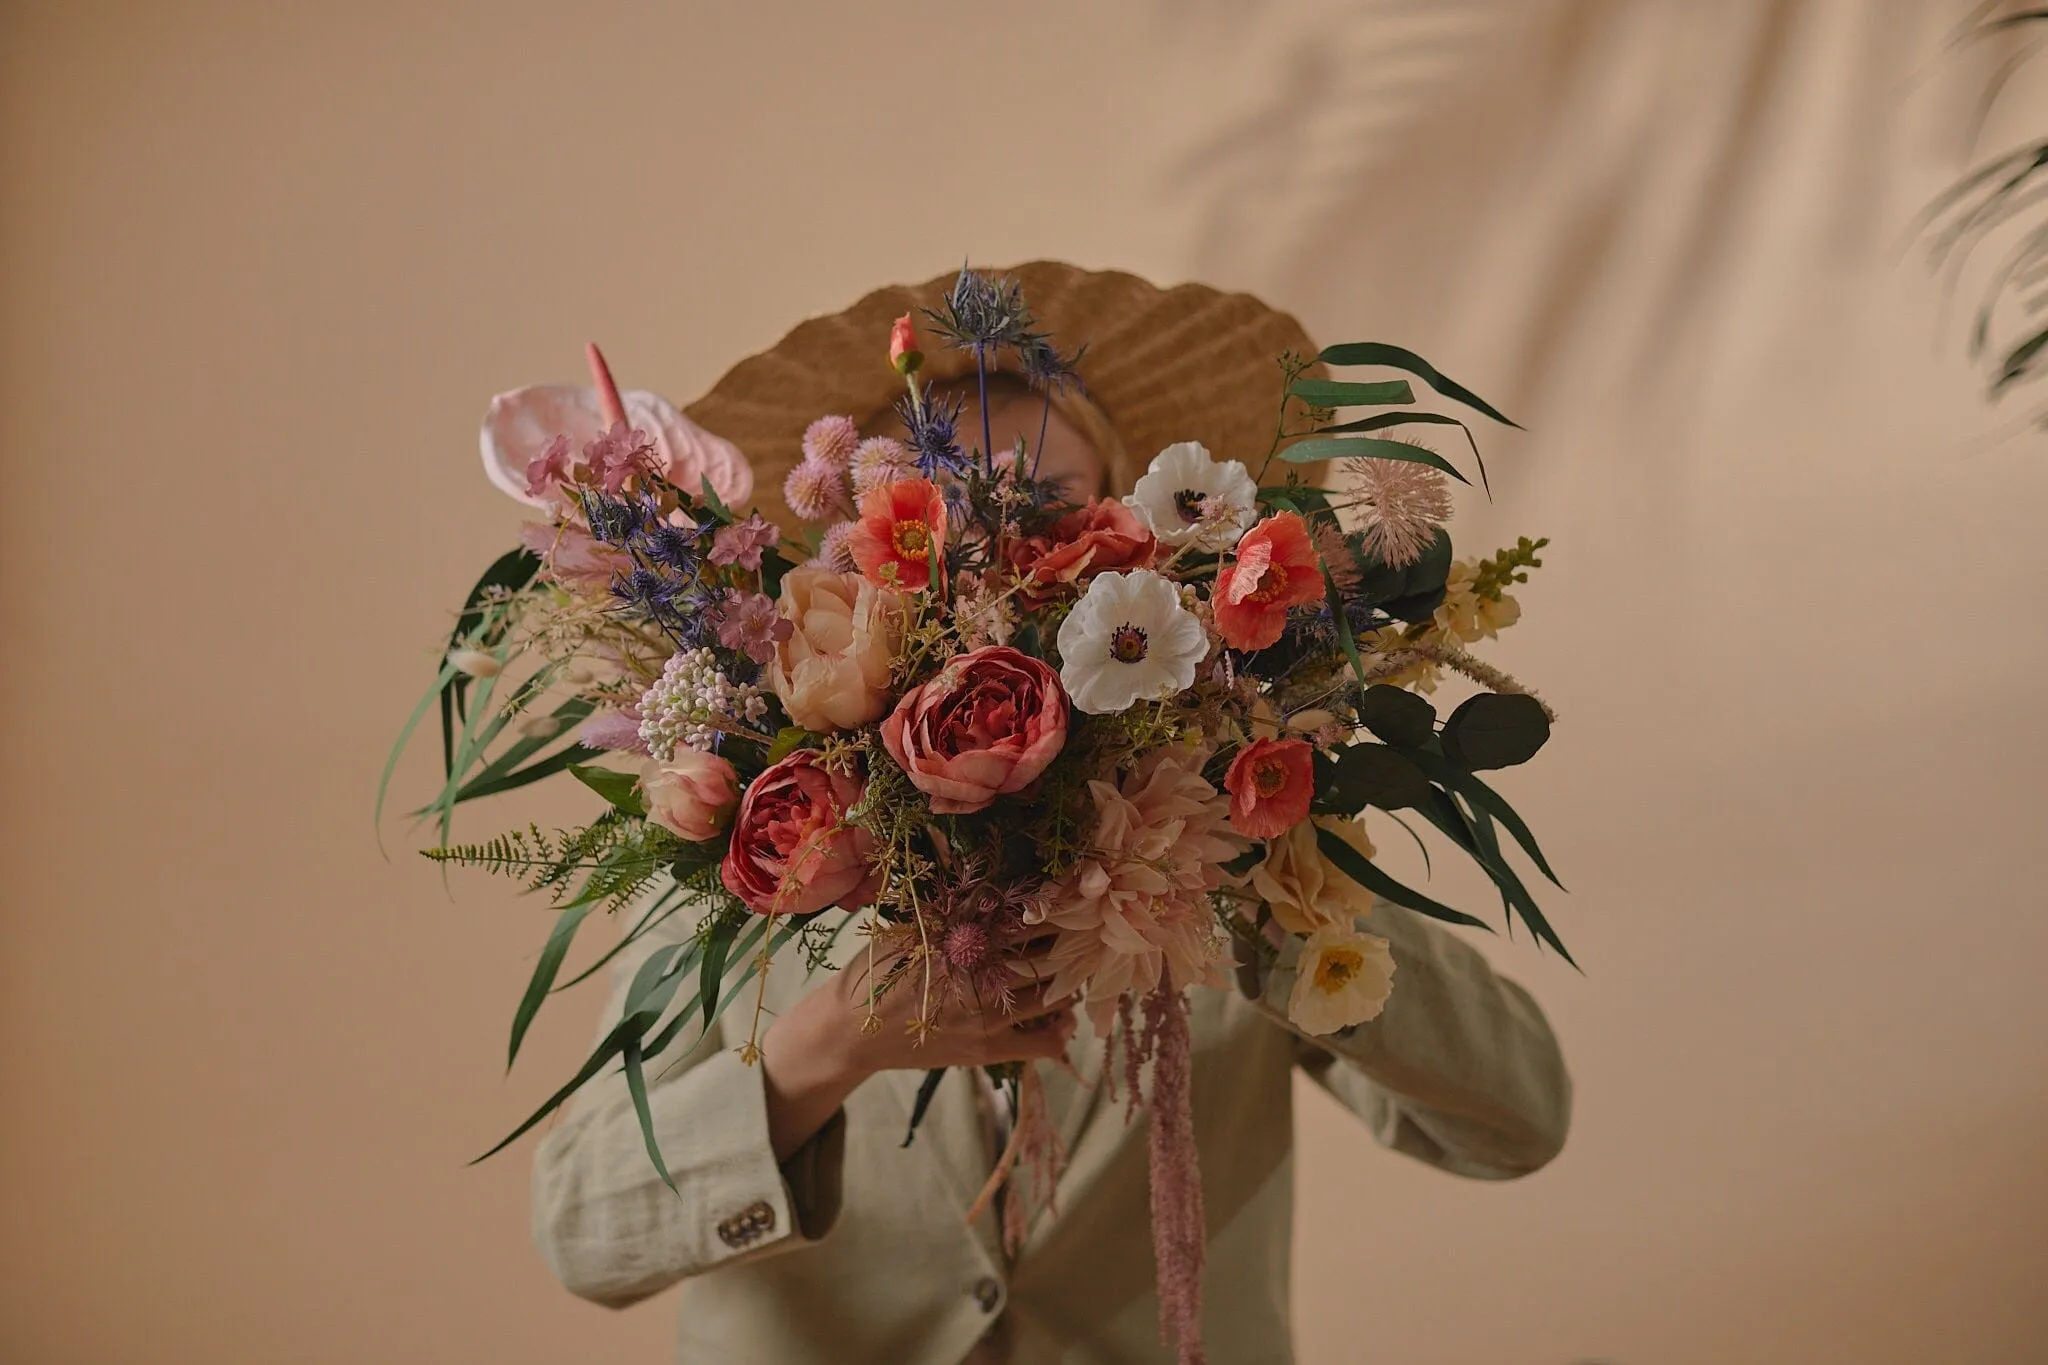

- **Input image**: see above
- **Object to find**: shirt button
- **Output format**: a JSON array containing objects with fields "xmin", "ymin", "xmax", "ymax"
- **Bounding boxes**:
[{"xmin": 971, "ymin": 1277, "xmax": 1002, "ymax": 1313}]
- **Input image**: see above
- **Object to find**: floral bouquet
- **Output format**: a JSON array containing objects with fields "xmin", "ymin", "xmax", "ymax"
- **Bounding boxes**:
[{"xmin": 383, "ymin": 266, "xmax": 1565, "ymax": 1363}]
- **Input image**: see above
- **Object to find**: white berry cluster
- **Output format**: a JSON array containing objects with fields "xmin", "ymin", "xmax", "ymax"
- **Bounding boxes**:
[{"xmin": 637, "ymin": 648, "xmax": 769, "ymax": 758}]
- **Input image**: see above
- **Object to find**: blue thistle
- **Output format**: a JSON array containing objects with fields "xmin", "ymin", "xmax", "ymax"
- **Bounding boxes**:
[
  {"xmin": 897, "ymin": 387, "xmax": 968, "ymax": 477},
  {"xmin": 926, "ymin": 265, "xmax": 1031, "ymax": 357}
]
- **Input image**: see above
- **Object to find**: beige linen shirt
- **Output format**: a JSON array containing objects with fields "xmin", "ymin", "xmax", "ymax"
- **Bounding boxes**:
[{"xmin": 531, "ymin": 896, "xmax": 1569, "ymax": 1364}]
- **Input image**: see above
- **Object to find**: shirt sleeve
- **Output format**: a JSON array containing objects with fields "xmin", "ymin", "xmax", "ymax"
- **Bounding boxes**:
[
  {"xmin": 1253, "ymin": 897, "xmax": 1573, "ymax": 1180},
  {"xmin": 528, "ymin": 909, "xmax": 847, "ymax": 1308}
]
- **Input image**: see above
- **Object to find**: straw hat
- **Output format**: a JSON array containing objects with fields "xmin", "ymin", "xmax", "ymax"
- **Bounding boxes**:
[{"xmin": 684, "ymin": 261, "xmax": 1326, "ymax": 528}]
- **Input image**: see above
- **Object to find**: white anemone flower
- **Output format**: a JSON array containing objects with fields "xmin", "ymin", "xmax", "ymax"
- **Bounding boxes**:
[
  {"xmin": 1123, "ymin": 441, "xmax": 1259, "ymax": 549},
  {"xmin": 1056, "ymin": 570, "xmax": 1209, "ymax": 714},
  {"xmin": 1286, "ymin": 922, "xmax": 1396, "ymax": 1036}
]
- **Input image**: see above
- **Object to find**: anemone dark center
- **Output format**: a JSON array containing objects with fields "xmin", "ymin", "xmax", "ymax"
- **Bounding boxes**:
[
  {"xmin": 1109, "ymin": 624, "xmax": 1149, "ymax": 664},
  {"xmin": 1173, "ymin": 488, "xmax": 1208, "ymax": 524}
]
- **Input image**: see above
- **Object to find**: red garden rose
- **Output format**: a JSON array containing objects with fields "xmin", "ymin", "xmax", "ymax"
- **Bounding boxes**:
[
  {"xmin": 1006, "ymin": 498, "xmax": 1156, "ymax": 602},
  {"xmin": 1224, "ymin": 737, "xmax": 1315, "ymax": 838},
  {"xmin": 881, "ymin": 645, "xmax": 1069, "ymax": 814},
  {"xmin": 720, "ymin": 751, "xmax": 880, "ymax": 915}
]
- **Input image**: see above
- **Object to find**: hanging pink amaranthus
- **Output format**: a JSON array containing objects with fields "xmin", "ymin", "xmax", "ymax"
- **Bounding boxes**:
[{"xmin": 1144, "ymin": 983, "xmax": 1207, "ymax": 1365}]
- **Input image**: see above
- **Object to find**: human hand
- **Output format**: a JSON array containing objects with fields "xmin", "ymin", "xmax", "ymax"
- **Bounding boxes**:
[{"xmin": 758, "ymin": 938, "xmax": 1076, "ymax": 1161}]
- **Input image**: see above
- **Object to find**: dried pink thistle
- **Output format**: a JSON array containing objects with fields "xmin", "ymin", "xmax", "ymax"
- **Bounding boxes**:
[
  {"xmin": 876, "ymin": 863, "xmax": 1042, "ymax": 1018},
  {"xmin": 801, "ymin": 414, "xmax": 862, "ymax": 469},
  {"xmin": 850, "ymin": 435, "xmax": 915, "ymax": 497},
  {"xmin": 783, "ymin": 458, "xmax": 853, "ymax": 523},
  {"xmin": 817, "ymin": 520, "xmax": 859, "ymax": 573},
  {"xmin": 1144, "ymin": 985, "xmax": 1208, "ymax": 1365},
  {"xmin": 1348, "ymin": 453, "xmax": 1453, "ymax": 567}
]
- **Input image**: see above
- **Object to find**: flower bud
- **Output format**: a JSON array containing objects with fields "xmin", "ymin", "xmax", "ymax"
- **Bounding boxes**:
[
  {"xmin": 889, "ymin": 313, "xmax": 923, "ymax": 375},
  {"xmin": 447, "ymin": 648, "xmax": 502, "ymax": 678}
]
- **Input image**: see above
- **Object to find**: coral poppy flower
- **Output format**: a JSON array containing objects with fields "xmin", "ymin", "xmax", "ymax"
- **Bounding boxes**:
[
  {"xmin": 1212, "ymin": 511, "xmax": 1325, "ymax": 650},
  {"xmin": 849, "ymin": 476, "xmax": 948, "ymax": 592},
  {"xmin": 1224, "ymin": 737, "xmax": 1315, "ymax": 838}
]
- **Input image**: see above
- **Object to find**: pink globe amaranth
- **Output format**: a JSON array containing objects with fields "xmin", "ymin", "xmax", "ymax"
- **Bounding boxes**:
[
  {"xmin": 720, "ymin": 751, "xmax": 879, "ymax": 916},
  {"xmin": 881, "ymin": 646, "xmax": 1069, "ymax": 815}
]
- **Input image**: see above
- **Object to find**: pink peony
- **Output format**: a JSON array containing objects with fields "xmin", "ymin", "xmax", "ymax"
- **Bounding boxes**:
[
  {"xmin": 721, "ymin": 752, "xmax": 879, "ymax": 915},
  {"xmin": 1035, "ymin": 749, "xmax": 1248, "ymax": 1033},
  {"xmin": 767, "ymin": 566, "xmax": 904, "ymax": 732},
  {"xmin": 640, "ymin": 749, "xmax": 739, "ymax": 842},
  {"xmin": 881, "ymin": 646, "xmax": 1067, "ymax": 815},
  {"xmin": 1223, "ymin": 737, "xmax": 1315, "ymax": 838}
]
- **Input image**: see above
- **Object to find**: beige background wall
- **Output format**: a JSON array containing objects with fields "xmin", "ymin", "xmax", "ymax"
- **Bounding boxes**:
[{"xmin": 3, "ymin": 2, "xmax": 2044, "ymax": 1362}]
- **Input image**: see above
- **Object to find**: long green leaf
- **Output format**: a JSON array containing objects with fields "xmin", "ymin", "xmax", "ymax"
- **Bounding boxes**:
[
  {"xmin": 1313, "ymin": 410, "xmax": 1489, "ymax": 491},
  {"xmin": 1322, "ymin": 568, "xmax": 1371, "ymax": 695},
  {"xmin": 644, "ymin": 916, "xmax": 772, "ymax": 1058},
  {"xmin": 451, "ymin": 698, "xmax": 595, "ymax": 801},
  {"xmin": 509, "ymin": 902, "xmax": 597, "ymax": 1070},
  {"xmin": 1406, "ymin": 752, "xmax": 1564, "ymax": 888},
  {"xmin": 1280, "ymin": 436, "xmax": 1470, "ymax": 485},
  {"xmin": 1289, "ymin": 378, "xmax": 1415, "ymax": 407},
  {"xmin": 553, "ymin": 888, "xmax": 686, "ymax": 994},
  {"xmin": 451, "ymin": 744, "xmax": 601, "ymax": 807},
  {"xmin": 571, "ymin": 763, "xmax": 647, "ymax": 816},
  {"xmin": 1316, "ymin": 825, "xmax": 1491, "ymax": 931},
  {"xmin": 1315, "ymin": 342, "xmax": 1520, "ymax": 428},
  {"xmin": 470, "ymin": 1015, "xmax": 645, "ymax": 1164},
  {"xmin": 623, "ymin": 1032, "xmax": 677, "ymax": 1194},
  {"xmin": 700, "ymin": 915, "xmax": 741, "ymax": 1031},
  {"xmin": 1460, "ymin": 799, "xmax": 1576, "ymax": 966},
  {"xmin": 441, "ymin": 548, "xmax": 544, "ymax": 775},
  {"xmin": 377, "ymin": 659, "xmax": 460, "ymax": 848}
]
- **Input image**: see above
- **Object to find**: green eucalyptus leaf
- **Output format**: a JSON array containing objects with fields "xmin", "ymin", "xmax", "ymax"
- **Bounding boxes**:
[
  {"xmin": 1278, "ymin": 436, "xmax": 1469, "ymax": 484},
  {"xmin": 1440, "ymin": 693, "xmax": 1551, "ymax": 771},
  {"xmin": 1289, "ymin": 378, "xmax": 1416, "ymax": 407},
  {"xmin": 570, "ymin": 762, "xmax": 647, "ymax": 816},
  {"xmin": 1315, "ymin": 342, "xmax": 1520, "ymax": 428},
  {"xmin": 1322, "ymin": 743, "xmax": 1434, "ymax": 812},
  {"xmin": 1315, "ymin": 825, "xmax": 1491, "ymax": 931},
  {"xmin": 1358, "ymin": 684, "xmax": 1437, "ymax": 749},
  {"xmin": 1356, "ymin": 529, "xmax": 1452, "ymax": 622}
]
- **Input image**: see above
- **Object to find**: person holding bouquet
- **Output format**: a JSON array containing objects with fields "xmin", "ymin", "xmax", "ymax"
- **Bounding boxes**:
[{"xmin": 509, "ymin": 265, "xmax": 1572, "ymax": 1365}]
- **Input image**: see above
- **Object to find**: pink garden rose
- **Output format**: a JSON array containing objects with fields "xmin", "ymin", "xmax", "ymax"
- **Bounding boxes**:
[
  {"xmin": 720, "ymin": 752, "xmax": 879, "ymax": 915},
  {"xmin": 640, "ymin": 750, "xmax": 739, "ymax": 842},
  {"xmin": 881, "ymin": 646, "xmax": 1068, "ymax": 815}
]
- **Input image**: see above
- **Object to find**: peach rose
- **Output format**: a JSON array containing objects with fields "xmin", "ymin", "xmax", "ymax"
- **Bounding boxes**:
[
  {"xmin": 720, "ymin": 752, "xmax": 879, "ymax": 916},
  {"xmin": 881, "ymin": 646, "xmax": 1068, "ymax": 814},
  {"xmin": 766, "ymin": 567, "xmax": 905, "ymax": 733},
  {"xmin": 1248, "ymin": 817, "xmax": 1376, "ymax": 936},
  {"xmin": 640, "ymin": 750, "xmax": 739, "ymax": 842},
  {"xmin": 1006, "ymin": 499, "xmax": 1156, "ymax": 602}
]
